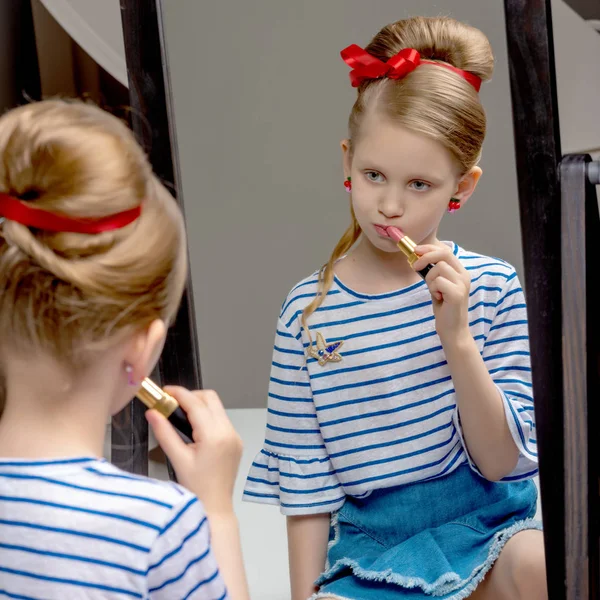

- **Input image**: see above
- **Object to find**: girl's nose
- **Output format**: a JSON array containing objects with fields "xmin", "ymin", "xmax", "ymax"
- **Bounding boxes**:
[{"xmin": 378, "ymin": 191, "xmax": 404, "ymax": 219}]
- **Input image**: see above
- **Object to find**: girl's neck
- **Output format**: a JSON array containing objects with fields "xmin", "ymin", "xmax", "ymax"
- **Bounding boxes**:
[
  {"xmin": 0, "ymin": 356, "xmax": 124, "ymax": 460},
  {"xmin": 335, "ymin": 234, "xmax": 441, "ymax": 295}
]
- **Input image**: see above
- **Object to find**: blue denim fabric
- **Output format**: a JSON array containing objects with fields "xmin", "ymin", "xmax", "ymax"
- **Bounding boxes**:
[{"xmin": 313, "ymin": 465, "xmax": 540, "ymax": 599}]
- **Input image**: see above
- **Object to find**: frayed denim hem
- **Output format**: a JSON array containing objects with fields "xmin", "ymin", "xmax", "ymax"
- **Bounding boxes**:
[
  {"xmin": 314, "ymin": 518, "xmax": 542, "ymax": 599},
  {"xmin": 323, "ymin": 510, "xmax": 342, "ymax": 572},
  {"xmin": 309, "ymin": 592, "xmax": 354, "ymax": 600}
]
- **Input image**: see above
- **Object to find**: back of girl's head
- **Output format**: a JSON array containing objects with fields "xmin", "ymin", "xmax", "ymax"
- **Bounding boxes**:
[
  {"xmin": 0, "ymin": 99, "xmax": 187, "ymax": 369},
  {"xmin": 302, "ymin": 16, "xmax": 494, "ymax": 333}
]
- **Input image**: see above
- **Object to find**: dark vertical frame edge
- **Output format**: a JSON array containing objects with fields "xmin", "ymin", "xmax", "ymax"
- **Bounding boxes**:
[
  {"xmin": 503, "ymin": 0, "xmax": 565, "ymax": 597},
  {"xmin": 560, "ymin": 154, "xmax": 599, "ymax": 599},
  {"xmin": 561, "ymin": 155, "xmax": 587, "ymax": 597},
  {"xmin": 18, "ymin": 0, "xmax": 42, "ymax": 103},
  {"xmin": 153, "ymin": 0, "xmax": 203, "ymax": 392},
  {"xmin": 113, "ymin": 0, "xmax": 202, "ymax": 475}
]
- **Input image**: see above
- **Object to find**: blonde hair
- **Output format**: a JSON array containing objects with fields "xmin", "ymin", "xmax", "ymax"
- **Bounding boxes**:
[
  {"xmin": 0, "ymin": 100, "xmax": 188, "ymax": 406},
  {"xmin": 302, "ymin": 16, "xmax": 494, "ymax": 338}
]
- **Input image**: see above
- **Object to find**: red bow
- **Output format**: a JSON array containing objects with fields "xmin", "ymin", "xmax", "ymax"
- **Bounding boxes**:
[
  {"xmin": 341, "ymin": 45, "xmax": 421, "ymax": 88},
  {"xmin": 0, "ymin": 192, "xmax": 141, "ymax": 234},
  {"xmin": 340, "ymin": 44, "xmax": 482, "ymax": 92}
]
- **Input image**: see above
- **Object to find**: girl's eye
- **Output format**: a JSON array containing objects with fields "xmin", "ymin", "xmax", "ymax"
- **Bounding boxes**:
[
  {"xmin": 410, "ymin": 180, "xmax": 431, "ymax": 192},
  {"xmin": 365, "ymin": 171, "xmax": 385, "ymax": 183}
]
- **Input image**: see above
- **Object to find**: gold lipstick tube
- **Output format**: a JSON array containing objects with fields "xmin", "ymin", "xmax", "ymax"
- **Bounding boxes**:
[
  {"xmin": 136, "ymin": 378, "xmax": 179, "ymax": 418},
  {"xmin": 135, "ymin": 379, "xmax": 194, "ymax": 440},
  {"xmin": 395, "ymin": 234, "xmax": 420, "ymax": 267},
  {"xmin": 395, "ymin": 234, "xmax": 435, "ymax": 279}
]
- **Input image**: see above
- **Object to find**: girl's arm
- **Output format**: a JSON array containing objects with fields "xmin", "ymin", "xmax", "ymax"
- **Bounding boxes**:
[
  {"xmin": 412, "ymin": 246, "xmax": 525, "ymax": 481},
  {"xmin": 147, "ymin": 388, "xmax": 250, "ymax": 600},
  {"xmin": 440, "ymin": 332, "xmax": 518, "ymax": 480},
  {"xmin": 208, "ymin": 513, "xmax": 251, "ymax": 600},
  {"xmin": 287, "ymin": 514, "xmax": 331, "ymax": 600},
  {"xmin": 244, "ymin": 316, "xmax": 345, "ymax": 595}
]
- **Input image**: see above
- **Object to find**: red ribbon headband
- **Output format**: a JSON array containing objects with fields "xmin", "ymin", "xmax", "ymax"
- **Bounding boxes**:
[
  {"xmin": 341, "ymin": 44, "xmax": 482, "ymax": 92},
  {"xmin": 0, "ymin": 192, "xmax": 141, "ymax": 234}
]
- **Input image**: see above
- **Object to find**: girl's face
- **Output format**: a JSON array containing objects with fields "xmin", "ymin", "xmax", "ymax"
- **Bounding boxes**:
[{"xmin": 342, "ymin": 112, "xmax": 481, "ymax": 253}]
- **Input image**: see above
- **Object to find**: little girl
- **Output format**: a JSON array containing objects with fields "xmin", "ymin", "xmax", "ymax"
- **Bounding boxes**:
[
  {"xmin": 0, "ymin": 100, "xmax": 249, "ymax": 599},
  {"xmin": 244, "ymin": 16, "xmax": 546, "ymax": 600}
]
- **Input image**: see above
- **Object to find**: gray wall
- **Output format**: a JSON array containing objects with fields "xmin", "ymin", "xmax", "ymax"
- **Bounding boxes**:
[
  {"xmin": 161, "ymin": 1, "xmax": 522, "ymax": 409},
  {"xmin": 552, "ymin": 0, "xmax": 600, "ymax": 154}
]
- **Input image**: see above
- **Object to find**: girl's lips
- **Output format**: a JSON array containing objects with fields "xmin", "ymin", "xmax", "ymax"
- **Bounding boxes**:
[
  {"xmin": 373, "ymin": 225, "xmax": 405, "ymax": 242},
  {"xmin": 373, "ymin": 224, "xmax": 391, "ymax": 238}
]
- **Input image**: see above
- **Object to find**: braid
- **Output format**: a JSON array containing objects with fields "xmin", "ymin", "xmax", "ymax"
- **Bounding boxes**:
[{"xmin": 301, "ymin": 207, "xmax": 361, "ymax": 347}]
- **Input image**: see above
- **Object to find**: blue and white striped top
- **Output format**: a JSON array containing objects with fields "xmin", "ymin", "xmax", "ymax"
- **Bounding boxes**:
[
  {"xmin": 243, "ymin": 244, "xmax": 538, "ymax": 516},
  {"xmin": 0, "ymin": 457, "xmax": 227, "ymax": 599}
]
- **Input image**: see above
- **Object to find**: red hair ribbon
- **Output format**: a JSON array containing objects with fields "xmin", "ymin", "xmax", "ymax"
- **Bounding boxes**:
[
  {"xmin": 340, "ymin": 44, "xmax": 482, "ymax": 92},
  {"xmin": 0, "ymin": 192, "xmax": 141, "ymax": 234}
]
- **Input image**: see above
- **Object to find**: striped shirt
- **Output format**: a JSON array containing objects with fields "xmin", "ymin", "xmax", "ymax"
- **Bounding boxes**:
[
  {"xmin": 243, "ymin": 243, "xmax": 538, "ymax": 516},
  {"xmin": 0, "ymin": 457, "xmax": 227, "ymax": 599}
]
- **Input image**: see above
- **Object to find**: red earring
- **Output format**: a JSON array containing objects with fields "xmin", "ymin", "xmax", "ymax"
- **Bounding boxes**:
[
  {"xmin": 448, "ymin": 198, "xmax": 461, "ymax": 213},
  {"xmin": 344, "ymin": 177, "xmax": 352, "ymax": 193}
]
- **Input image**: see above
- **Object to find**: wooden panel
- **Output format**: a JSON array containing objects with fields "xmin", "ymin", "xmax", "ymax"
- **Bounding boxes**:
[
  {"xmin": 562, "ymin": 0, "xmax": 600, "ymax": 21},
  {"xmin": 560, "ymin": 155, "xmax": 589, "ymax": 598}
]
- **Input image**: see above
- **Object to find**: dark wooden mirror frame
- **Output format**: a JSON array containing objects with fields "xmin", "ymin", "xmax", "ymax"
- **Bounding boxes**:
[
  {"xmin": 111, "ymin": 0, "xmax": 203, "ymax": 478},
  {"xmin": 504, "ymin": 1, "xmax": 599, "ymax": 598}
]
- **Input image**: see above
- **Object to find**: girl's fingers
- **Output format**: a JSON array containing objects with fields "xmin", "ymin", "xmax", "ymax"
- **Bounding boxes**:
[
  {"xmin": 429, "ymin": 276, "xmax": 462, "ymax": 303},
  {"xmin": 425, "ymin": 261, "xmax": 462, "ymax": 286},
  {"xmin": 146, "ymin": 410, "xmax": 189, "ymax": 468},
  {"xmin": 413, "ymin": 245, "xmax": 466, "ymax": 275},
  {"xmin": 163, "ymin": 386, "xmax": 213, "ymax": 440}
]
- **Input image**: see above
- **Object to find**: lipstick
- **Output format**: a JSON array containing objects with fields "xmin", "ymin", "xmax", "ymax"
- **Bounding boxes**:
[
  {"xmin": 387, "ymin": 227, "xmax": 435, "ymax": 280},
  {"xmin": 136, "ymin": 378, "xmax": 193, "ymax": 440}
]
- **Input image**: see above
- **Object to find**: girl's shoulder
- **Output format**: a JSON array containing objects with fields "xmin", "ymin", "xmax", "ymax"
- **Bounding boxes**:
[
  {"xmin": 80, "ymin": 458, "xmax": 198, "ymax": 510},
  {"xmin": 0, "ymin": 456, "xmax": 202, "ymax": 530},
  {"xmin": 278, "ymin": 270, "xmax": 322, "ymax": 322},
  {"xmin": 456, "ymin": 244, "xmax": 514, "ymax": 268},
  {"xmin": 456, "ymin": 244, "xmax": 518, "ymax": 283}
]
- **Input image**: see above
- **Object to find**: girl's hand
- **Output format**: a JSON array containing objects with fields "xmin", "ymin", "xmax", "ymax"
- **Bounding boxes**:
[
  {"xmin": 412, "ymin": 244, "xmax": 471, "ymax": 343},
  {"xmin": 146, "ymin": 387, "xmax": 243, "ymax": 517}
]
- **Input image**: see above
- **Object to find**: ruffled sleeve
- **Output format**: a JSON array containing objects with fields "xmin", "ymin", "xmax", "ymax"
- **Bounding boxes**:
[
  {"xmin": 244, "ymin": 449, "xmax": 345, "ymax": 516},
  {"xmin": 455, "ymin": 269, "xmax": 538, "ymax": 481},
  {"xmin": 243, "ymin": 318, "xmax": 345, "ymax": 515}
]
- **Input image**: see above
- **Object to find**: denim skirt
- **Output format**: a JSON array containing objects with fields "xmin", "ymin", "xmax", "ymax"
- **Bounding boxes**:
[{"xmin": 312, "ymin": 464, "xmax": 541, "ymax": 600}]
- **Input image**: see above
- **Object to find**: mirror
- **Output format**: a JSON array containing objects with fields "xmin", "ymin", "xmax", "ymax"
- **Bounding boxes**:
[
  {"xmin": 156, "ymin": 2, "xmax": 564, "ymax": 598},
  {"xmin": 156, "ymin": 1, "xmax": 598, "ymax": 598}
]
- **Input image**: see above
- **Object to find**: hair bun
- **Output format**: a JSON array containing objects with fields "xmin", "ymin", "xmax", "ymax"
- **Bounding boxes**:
[
  {"xmin": 0, "ymin": 99, "xmax": 187, "ymax": 368},
  {"xmin": 367, "ymin": 16, "xmax": 494, "ymax": 83}
]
